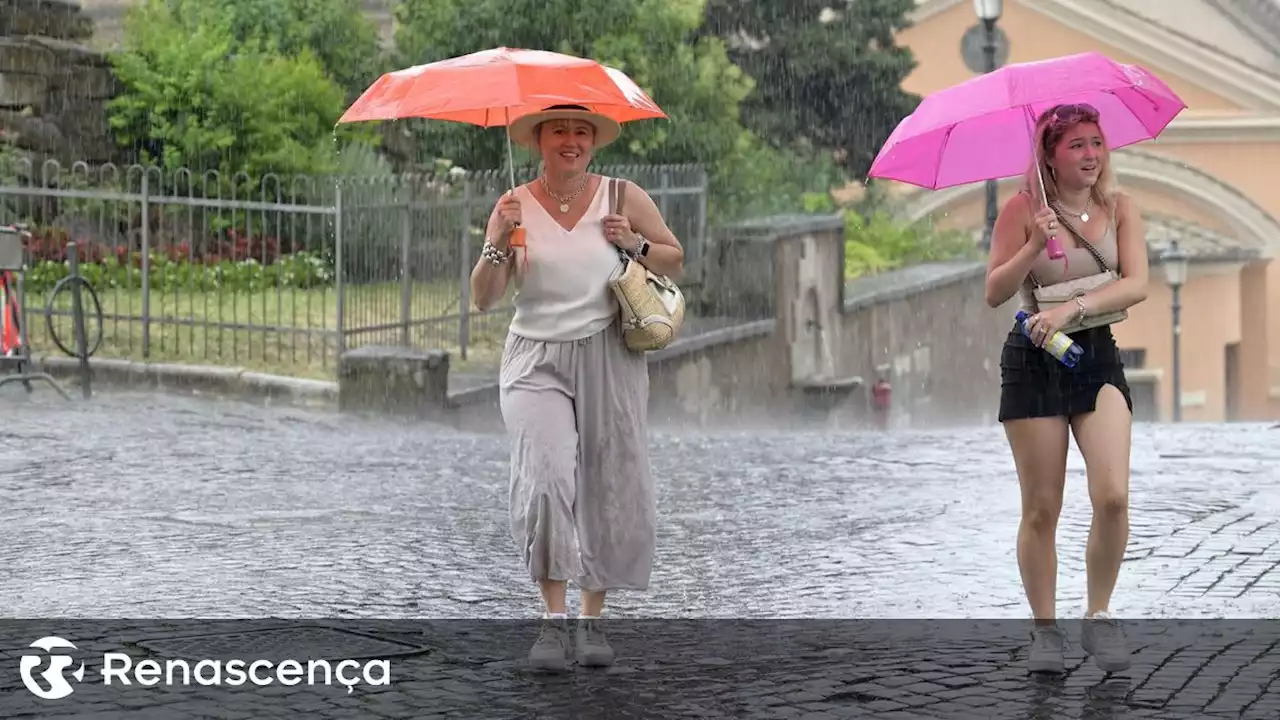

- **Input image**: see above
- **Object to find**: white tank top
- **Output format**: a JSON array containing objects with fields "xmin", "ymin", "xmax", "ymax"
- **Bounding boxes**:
[{"xmin": 507, "ymin": 177, "xmax": 621, "ymax": 342}]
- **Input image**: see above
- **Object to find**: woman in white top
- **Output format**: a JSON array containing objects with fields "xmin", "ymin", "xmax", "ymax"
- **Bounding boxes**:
[{"xmin": 468, "ymin": 104, "xmax": 684, "ymax": 672}]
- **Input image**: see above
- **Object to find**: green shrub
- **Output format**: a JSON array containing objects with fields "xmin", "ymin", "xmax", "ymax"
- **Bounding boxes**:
[
  {"xmin": 106, "ymin": 0, "xmax": 370, "ymax": 190},
  {"xmin": 843, "ymin": 209, "xmax": 979, "ymax": 279},
  {"xmin": 25, "ymin": 251, "xmax": 334, "ymax": 295}
]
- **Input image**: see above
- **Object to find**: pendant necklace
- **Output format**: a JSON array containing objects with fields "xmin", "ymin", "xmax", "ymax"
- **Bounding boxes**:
[
  {"xmin": 1056, "ymin": 196, "xmax": 1093, "ymax": 223},
  {"xmin": 541, "ymin": 175, "xmax": 588, "ymax": 213}
]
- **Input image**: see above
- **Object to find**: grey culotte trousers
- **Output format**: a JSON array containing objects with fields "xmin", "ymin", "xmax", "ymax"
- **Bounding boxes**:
[{"xmin": 499, "ymin": 321, "xmax": 655, "ymax": 592}]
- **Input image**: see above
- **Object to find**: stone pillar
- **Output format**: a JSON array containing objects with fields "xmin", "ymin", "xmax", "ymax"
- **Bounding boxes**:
[
  {"xmin": 338, "ymin": 345, "xmax": 451, "ymax": 419},
  {"xmin": 1239, "ymin": 260, "xmax": 1270, "ymax": 420},
  {"xmin": 771, "ymin": 215, "xmax": 863, "ymax": 417},
  {"xmin": 1270, "ymin": 260, "xmax": 1280, "ymax": 418}
]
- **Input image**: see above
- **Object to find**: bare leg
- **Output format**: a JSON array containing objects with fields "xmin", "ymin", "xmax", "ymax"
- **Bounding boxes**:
[
  {"xmin": 541, "ymin": 581, "xmax": 567, "ymax": 615},
  {"xmin": 1004, "ymin": 416, "xmax": 1071, "ymax": 623},
  {"xmin": 1069, "ymin": 384, "xmax": 1132, "ymax": 616},
  {"xmin": 580, "ymin": 589, "xmax": 606, "ymax": 617}
]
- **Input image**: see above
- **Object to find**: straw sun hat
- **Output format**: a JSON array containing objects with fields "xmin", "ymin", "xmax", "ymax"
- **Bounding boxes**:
[{"xmin": 508, "ymin": 104, "xmax": 621, "ymax": 150}]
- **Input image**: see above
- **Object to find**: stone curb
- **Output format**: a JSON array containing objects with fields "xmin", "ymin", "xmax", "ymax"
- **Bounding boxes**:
[{"xmin": 31, "ymin": 355, "xmax": 338, "ymax": 408}]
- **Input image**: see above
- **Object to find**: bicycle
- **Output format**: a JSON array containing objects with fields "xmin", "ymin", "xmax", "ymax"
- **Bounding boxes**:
[
  {"xmin": 0, "ymin": 223, "xmax": 105, "ymax": 400},
  {"xmin": 0, "ymin": 223, "xmax": 68, "ymax": 398}
]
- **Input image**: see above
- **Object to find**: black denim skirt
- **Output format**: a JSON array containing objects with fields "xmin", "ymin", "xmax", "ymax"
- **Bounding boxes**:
[{"xmin": 998, "ymin": 321, "xmax": 1134, "ymax": 422}]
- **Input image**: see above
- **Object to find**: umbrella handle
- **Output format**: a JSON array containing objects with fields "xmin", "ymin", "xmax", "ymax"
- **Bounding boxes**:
[
  {"xmin": 504, "ymin": 108, "xmax": 519, "ymax": 191},
  {"xmin": 1028, "ymin": 108, "xmax": 1066, "ymax": 262},
  {"xmin": 1033, "ymin": 151, "xmax": 1066, "ymax": 262},
  {"xmin": 501, "ymin": 110, "xmax": 528, "ymax": 260}
]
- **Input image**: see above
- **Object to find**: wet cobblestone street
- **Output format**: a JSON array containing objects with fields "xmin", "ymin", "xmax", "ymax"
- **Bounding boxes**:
[{"xmin": 0, "ymin": 389, "xmax": 1277, "ymax": 718}]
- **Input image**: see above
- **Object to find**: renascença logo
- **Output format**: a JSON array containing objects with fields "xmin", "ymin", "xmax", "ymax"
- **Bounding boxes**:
[
  {"xmin": 20, "ymin": 637, "xmax": 86, "ymax": 700},
  {"xmin": 17, "ymin": 636, "xmax": 391, "ymax": 699}
]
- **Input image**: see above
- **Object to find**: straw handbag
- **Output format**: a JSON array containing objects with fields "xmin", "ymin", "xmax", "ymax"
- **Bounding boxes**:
[
  {"xmin": 1029, "ymin": 209, "xmax": 1126, "ymax": 333},
  {"xmin": 606, "ymin": 178, "xmax": 685, "ymax": 352}
]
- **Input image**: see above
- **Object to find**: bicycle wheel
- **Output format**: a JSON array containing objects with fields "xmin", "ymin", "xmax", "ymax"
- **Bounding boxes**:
[{"xmin": 46, "ymin": 274, "xmax": 105, "ymax": 358}]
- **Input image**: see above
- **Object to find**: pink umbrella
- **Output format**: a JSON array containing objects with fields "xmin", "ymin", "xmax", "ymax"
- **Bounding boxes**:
[{"xmin": 868, "ymin": 51, "xmax": 1187, "ymax": 258}]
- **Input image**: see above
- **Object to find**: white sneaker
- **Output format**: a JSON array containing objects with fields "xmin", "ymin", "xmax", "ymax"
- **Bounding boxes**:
[
  {"xmin": 1081, "ymin": 611, "xmax": 1131, "ymax": 672},
  {"xmin": 1027, "ymin": 623, "xmax": 1066, "ymax": 674},
  {"xmin": 528, "ymin": 616, "xmax": 572, "ymax": 672},
  {"xmin": 575, "ymin": 617, "xmax": 615, "ymax": 667}
]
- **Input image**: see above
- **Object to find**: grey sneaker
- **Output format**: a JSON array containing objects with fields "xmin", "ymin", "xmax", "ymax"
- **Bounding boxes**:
[
  {"xmin": 528, "ymin": 617, "xmax": 572, "ymax": 672},
  {"xmin": 1027, "ymin": 623, "xmax": 1066, "ymax": 674},
  {"xmin": 1081, "ymin": 612, "xmax": 1131, "ymax": 672},
  {"xmin": 575, "ymin": 617, "xmax": 615, "ymax": 667}
]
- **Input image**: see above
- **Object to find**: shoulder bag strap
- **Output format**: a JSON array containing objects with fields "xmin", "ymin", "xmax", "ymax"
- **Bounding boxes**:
[
  {"xmin": 609, "ymin": 177, "xmax": 633, "ymax": 261},
  {"xmin": 1051, "ymin": 207, "xmax": 1115, "ymax": 274},
  {"xmin": 610, "ymin": 176, "xmax": 627, "ymax": 214}
]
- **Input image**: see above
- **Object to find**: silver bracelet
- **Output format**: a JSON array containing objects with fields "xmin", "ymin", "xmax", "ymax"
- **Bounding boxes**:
[{"xmin": 481, "ymin": 241, "xmax": 512, "ymax": 266}]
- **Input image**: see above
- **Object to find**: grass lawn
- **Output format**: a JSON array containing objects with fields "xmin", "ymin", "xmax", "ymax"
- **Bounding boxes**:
[{"xmin": 27, "ymin": 281, "xmax": 513, "ymax": 381}]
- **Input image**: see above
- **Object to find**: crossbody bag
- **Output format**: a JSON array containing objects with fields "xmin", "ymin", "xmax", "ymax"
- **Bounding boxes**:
[{"xmin": 1029, "ymin": 208, "xmax": 1128, "ymax": 333}]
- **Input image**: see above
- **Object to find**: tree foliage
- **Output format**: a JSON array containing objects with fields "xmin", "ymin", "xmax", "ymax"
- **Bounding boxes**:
[
  {"xmin": 164, "ymin": 0, "xmax": 387, "ymax": 101},
  {"xmin": 105, "ymin": 0, "xmax": 379, "ymax": 188},
  {"xmin": 392, "ymin": 0, "xmax": 750, "ymax": 168},
  {"xmin": 102, "ymin": 0, "xmax": 938, "ymax": 244},
  {"xmin": 701, "ymin": 0, "xmax": 921, "ymax": 180},
  {"xmin": 390, "ymin": 0, "xmax": 838, "ymax": 220}
]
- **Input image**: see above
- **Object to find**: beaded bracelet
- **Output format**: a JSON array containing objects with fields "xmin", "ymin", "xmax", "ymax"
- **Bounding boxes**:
[{"xmin": 481, "ymin": 241, "xmax": 512, "ymax": 266}]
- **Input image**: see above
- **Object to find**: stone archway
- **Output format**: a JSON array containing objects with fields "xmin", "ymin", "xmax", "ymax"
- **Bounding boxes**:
[{"xmin": 895, "ymin": 149, "xmax": 1280, "ymax": 258}]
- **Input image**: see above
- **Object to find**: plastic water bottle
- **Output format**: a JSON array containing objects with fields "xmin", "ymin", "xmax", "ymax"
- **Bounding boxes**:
[{"xmin": 1016, "ymin": 310, "xmax": 1083, "ymax": 368}]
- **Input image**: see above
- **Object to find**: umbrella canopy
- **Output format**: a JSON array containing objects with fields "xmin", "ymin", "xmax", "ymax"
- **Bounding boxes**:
[
  {"xmin": 338, "ymin": 47, "xmax": 666, "ymax": 127},
  {"xmin": 868, "ymin": 52, "xmax": 1186, "ymax": 190},
  {"xmin": 336, "ymin": 47, "xmax": 668, "ymax": 252}
]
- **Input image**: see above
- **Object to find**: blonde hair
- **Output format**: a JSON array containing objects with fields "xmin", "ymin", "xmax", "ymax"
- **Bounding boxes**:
[{"xmin": 1022, "ymin": 103, "xmax": 1118, "ymax": 216}]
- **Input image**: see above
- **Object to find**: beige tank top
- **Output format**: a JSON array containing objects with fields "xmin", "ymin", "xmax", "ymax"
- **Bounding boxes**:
[
  {"xmin": 1018, "ymin": 203, "xmax": 1120, "ymax": 313},
  {"xmin": 507, "ymin": 177, "xmax": 621, "ymax": 342}
]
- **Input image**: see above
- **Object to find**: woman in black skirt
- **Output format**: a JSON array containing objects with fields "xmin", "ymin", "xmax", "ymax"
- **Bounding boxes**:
[{"xmin": 984, "ymin": 103, "xmax": 1150, "ymax": 675}]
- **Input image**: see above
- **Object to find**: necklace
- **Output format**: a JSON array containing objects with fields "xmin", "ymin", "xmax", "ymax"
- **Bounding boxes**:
[
  {"xmin": 540, "ymin": 174, "xmax": 588, "ymax": 213},
  {"xmin": 1054, "ymin": 196, "xmax": 1093, "ymax": 223}
]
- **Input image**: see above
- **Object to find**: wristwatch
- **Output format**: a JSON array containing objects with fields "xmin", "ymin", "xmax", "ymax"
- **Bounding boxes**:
[{"xmin": 637, "ymin": 237, "xmax": 650, "ymax": 257}]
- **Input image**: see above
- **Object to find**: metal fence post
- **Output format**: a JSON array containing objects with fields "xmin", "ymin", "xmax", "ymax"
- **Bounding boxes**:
[
  {"xmin": 140, "ymin": 172, "xmax": 151, "ymax": 357},
  {"xmin": 695, "ymin": 166, "xmax": 708, "ymax": 277},
  {"xmin": 67, "ymin": 241, "xmax": 92, "ymax": 399},
  {"xmin": 659, "ymin": 167, "xmax": 670, "ymax": 219},
  {"xmin": 334, "ymin": 182, "xmax": 345, "ymax": 355},
  {"xmin": 399, "ymin": 181, "xmax": 412, "ymax": 347},
  {"xmin": 457, "ymin": 179, "xmax": 473, "ymax": 361}
]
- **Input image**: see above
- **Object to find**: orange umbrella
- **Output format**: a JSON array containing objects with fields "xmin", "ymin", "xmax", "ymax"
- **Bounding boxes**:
[{"xmin": 338, "ymin": 47, "xmax": 666, "ymax": 187}]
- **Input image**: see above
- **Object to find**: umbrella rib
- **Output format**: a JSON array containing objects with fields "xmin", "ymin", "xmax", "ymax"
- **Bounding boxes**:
[
  {"xmin": 931, "ymin": 125, "xmax": 956, "ymax": 190},
  {"xmin": 1103, "ymin": 87, "xmax": 1179, "ymax": 138}
]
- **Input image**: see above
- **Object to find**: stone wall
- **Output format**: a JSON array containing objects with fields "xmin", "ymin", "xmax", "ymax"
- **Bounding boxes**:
[
  {"xmin": 430, "ymin": 215, "xmax": 1021, "ymax": 433},
  {"xmin": 638, "ymin": 260, "xmax": 1016, "ymax": 431},
  {"xmin": 0, "ymin": 0, "xmax": 118, "ymax": 166}
]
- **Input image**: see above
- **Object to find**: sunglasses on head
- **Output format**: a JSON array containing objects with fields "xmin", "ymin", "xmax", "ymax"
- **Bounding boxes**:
[{"xmin": 1047, "ymin": 103, "xmax": 1100, "ymax": 124}]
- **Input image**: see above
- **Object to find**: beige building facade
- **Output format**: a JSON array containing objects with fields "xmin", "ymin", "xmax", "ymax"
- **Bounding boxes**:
[{"xmin": 889, "ymin": 0, "xmax": 1280, "ymax": 423}]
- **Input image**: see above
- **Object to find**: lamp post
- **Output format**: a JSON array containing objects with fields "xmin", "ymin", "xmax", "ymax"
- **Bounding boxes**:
[
  {"xmin": 1162, "ymin": 239, "xmax": 1188, "ymax": 422},
  {"xmin": 974, "ymin": 0, "xmax": 1003, "ymax": 249}
]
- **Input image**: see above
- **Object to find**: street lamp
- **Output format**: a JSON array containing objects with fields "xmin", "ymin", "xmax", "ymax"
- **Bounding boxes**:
[
  {"xmin": 974, "ymin": 0, "xmax": 1003, "ymax": 249},
  {"xmin": 1162, "ymin": 239, "xmax": 1189, "ymax": 422}
]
